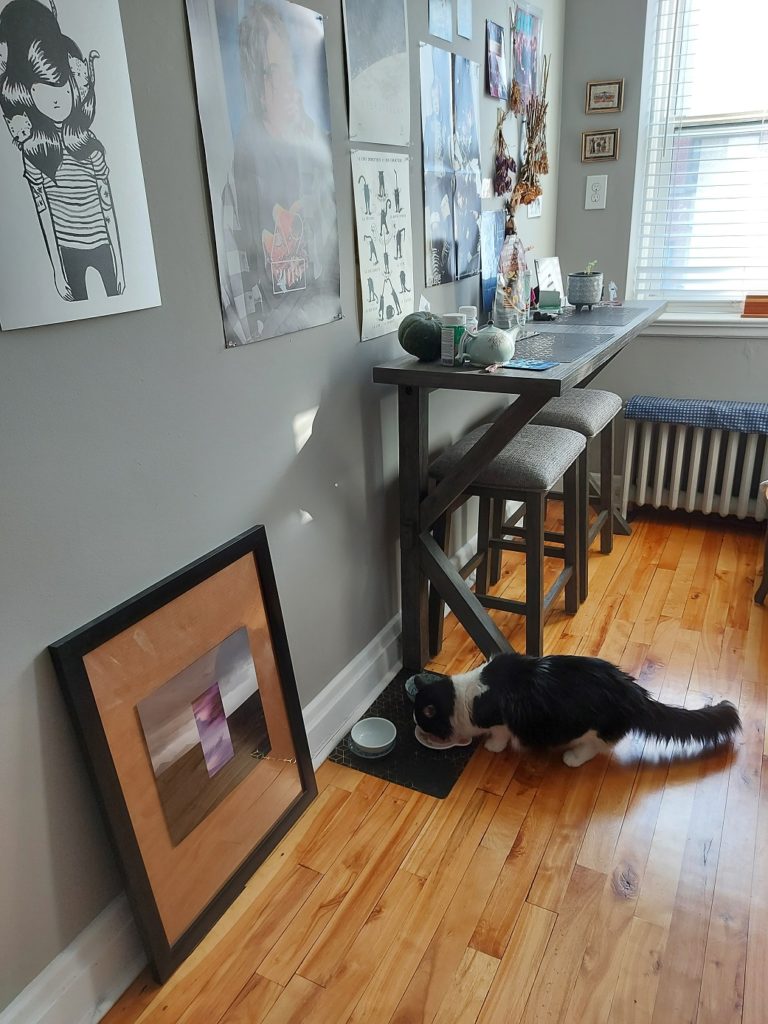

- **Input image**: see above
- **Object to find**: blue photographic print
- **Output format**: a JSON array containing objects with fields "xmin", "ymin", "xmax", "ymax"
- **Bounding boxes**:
[{"xmin": 480, "ymin": 210, "xmax": 505, "ymax": 311}]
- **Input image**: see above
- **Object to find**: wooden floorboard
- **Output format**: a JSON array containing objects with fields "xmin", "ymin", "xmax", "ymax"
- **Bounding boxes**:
[{"xmin": 104, "ymin": 510, "xmax": 768, "ymax": 1024}]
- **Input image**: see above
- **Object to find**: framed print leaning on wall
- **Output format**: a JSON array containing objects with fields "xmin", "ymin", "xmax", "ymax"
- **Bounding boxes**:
[{"xmin": 49, "ymin": 525, "xmax": 316, "ymax": 981}]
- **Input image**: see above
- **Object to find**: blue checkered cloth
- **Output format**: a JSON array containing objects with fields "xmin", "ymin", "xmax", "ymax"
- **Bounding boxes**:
[{"xmin": 625, "ymin": 396, "xmax": 768, "ymax": 435}]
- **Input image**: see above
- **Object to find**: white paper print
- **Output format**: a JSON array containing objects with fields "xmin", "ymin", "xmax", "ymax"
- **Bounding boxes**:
[
  {"xmin": 420, "ymin": 43, "xmax": 455, "ymax": 286},
  {"xmin": 351, "ymin": 150, "xmax": 413, "ymax": 341},
  {"xmin": 186, "ymin": 0, "xmax": 341, "ymax": 347},
  {"xmin": 0, "ymin": 0, "xmax": 160, "ymax": 331},
  {"xmin": 428, "ymin": 0, "xmax": 452, "ymax": 42},
  {"xmin": 342, "ymin": 0, "xmax": 409, "ymax": 147},
  {"xmin": 480, "ymin": 209, "xmax": 505, "ymax": 311},
  {"xmin": 457, "ymin": 0, "xmax": 472, "ymax": 39}
]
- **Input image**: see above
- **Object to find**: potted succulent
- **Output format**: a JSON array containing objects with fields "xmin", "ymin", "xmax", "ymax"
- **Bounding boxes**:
[{"xmin": 566, "ymin": 260, "xmax": 604, "ymax": 312}]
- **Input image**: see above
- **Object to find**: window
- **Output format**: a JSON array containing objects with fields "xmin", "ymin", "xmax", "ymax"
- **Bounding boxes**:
[{"xmin": 631, "ymin": 0, "xmax": 768, "ymax": 310}]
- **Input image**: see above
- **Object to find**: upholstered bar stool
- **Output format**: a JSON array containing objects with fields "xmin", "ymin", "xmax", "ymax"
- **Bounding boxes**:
[
  {"xmin": 489, "ymin": 389, "xmax": 622, "ymax": 603},
  {"xmin": 428, "ymin": 423, "xmax": 586, "ymax": 658}
]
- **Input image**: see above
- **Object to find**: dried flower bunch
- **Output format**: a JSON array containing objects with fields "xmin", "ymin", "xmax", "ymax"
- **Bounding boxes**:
[
  {"xmin": 509, "ymin": 78, "xmax": 523, "ymax": 117},
  {"xmin": 493, "ymin": 109, "xmax": 517, "ymax": 198},
  {"xmin": 512, "ymin": 55, "xmax": 550, "ymax": 207}
]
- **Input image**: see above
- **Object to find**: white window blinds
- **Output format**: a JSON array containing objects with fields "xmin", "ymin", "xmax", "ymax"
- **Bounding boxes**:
[{"xmin": 632, "ymin": 0, "xmax": 768, "ymax": 307}]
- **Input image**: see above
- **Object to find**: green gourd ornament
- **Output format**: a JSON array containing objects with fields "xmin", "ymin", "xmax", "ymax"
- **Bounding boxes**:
[{"xmin": 397, "ymin": 311, "xmax": 443, "ymax": 361}]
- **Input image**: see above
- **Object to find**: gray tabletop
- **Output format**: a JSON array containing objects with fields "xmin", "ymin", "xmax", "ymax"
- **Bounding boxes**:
[{"xmin": 372, "ymin": 301, "xmax": 666, "ymax": 397}]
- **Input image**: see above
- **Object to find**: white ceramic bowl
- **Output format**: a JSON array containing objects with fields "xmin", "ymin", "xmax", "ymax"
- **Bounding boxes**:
[
  {"xmin": 350, "ymin": 717, "xmax": 397, "ymax": 755},
  {"xmin": 414, "ymin": 726, "xmax": 472, "ymax": 750}
]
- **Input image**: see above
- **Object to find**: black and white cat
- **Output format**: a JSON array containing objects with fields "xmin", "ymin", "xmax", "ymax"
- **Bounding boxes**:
[{"xmin": 412, "ymin": 653, "xmax": 740, "ymax": 767}]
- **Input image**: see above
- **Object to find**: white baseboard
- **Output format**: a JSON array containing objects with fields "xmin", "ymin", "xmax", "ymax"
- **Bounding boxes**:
[
  {"xmin": 0, "ymin": 896, "xmax": 145, "ymax": 1024},
  {"xmin": 2, "ymin": 529, "xmax": 483, "ymax": 1024},
  {"xmin": 303, "ymin": 613, "xmax": 404, "ymax": 766},
  {"xmin": 303, "ymin": 530, "xmax": 481, "ymax": 764}
]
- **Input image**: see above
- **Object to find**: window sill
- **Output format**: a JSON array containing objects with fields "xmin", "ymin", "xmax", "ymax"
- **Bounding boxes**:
[{"xmin": 642, "ymin": 311, "xmax": 768, "ymax": 340}]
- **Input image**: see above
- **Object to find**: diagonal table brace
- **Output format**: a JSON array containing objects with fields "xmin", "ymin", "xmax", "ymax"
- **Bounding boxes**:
[{"xmin": 420, "ymin": 532, "xmax": 513, "ymax": 659}]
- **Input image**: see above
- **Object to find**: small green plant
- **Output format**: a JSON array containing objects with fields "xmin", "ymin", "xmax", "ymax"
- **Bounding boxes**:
[{"xmin": 584, "ymin": 260, "xmax": 598, "ymax": 274}]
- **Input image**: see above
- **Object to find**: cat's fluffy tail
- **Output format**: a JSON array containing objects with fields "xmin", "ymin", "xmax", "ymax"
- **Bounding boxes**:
[{"xmin": 637, "ymin": 695, "xmax": 741, "ymax": 747}]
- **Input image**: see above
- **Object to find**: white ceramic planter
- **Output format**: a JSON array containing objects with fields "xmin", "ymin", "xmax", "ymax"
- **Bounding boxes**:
[{"xmin": 566, "ymin": 272, "xmax": 603, "ymax": 311}]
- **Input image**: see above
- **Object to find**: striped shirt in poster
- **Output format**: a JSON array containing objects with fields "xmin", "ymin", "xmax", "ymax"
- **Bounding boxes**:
[{"xmin": 24, "ymin": 148, "xmax": 110, "ymax": 251}]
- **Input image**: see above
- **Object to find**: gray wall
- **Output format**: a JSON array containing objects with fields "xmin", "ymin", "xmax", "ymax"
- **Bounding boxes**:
[
  {"xmin": 0, "ymin": 0, "xmax": 565, "ymax": 1008},
  {"xmin": 555, "ymin": 0, "xmax": 648, "ymax": 296},
  {"xmin": 593, "ymin": 331, "xmax": 768, "ymax": 407}
]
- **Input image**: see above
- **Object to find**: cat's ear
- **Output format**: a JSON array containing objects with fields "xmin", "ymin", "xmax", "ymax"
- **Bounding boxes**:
[{"xmin": 422, "ymin": 704, "xmax": 437, "ymax": 719}]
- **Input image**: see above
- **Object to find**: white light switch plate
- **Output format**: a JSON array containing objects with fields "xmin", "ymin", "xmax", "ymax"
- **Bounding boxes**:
[{"xmin": 585, "ymin": 174, "xmax": 608, "ymax": 210}]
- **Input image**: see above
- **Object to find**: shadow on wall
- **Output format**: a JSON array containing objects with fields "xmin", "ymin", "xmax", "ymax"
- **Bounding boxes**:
[{"xmin": 256, "ymin": 348, "xmax": 402, "ymax": 693}]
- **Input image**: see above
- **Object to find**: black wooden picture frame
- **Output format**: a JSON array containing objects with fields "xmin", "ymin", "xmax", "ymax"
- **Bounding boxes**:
[{"xmin": 49, "ymin": 525, "xmax": 316, "ymax": 982}]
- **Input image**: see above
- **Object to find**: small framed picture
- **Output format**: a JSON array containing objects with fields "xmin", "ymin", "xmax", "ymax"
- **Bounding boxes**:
[
  {"xmin": 581, "ymin": 128, "xmax": 621, "ymax": 162},
  {"xmin": 585, "ymin": 79, "xmax": 624, "ymax": 114},
  {"xmin": 49, "ymin": 525, "xmax": 316, "ymax": 981}
]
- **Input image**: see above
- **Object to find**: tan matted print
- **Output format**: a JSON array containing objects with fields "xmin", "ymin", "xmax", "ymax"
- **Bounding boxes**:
[{"xmin": 83, "ymin": 553, "xmax": 302, "ymax": 945}]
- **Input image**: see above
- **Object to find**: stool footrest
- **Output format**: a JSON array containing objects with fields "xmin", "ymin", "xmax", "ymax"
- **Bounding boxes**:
[
  {"xmin": 490, "ymin": 538, "xmax": 566, "ymax": 560},
  {"xmin": 587, "ymin": 509, "xmax": 610, "ymax": 545},
  {"xmin": 499, "ymin": 526, "xmax": 565, "ymax": 545},
  {"xmin": 458, "ymin": 552, "xmax": 486, "ymax": 579},
  {"xmin": 476, "ymin": 565, "xmax": 572, "ymax": 616}
]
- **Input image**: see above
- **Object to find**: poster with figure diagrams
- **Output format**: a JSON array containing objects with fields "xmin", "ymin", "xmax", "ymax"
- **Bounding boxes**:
[
  {"xmin": 0, "ymin": 0, "xmax": 160, "ymax": 331},
  {"xmin": 351, "ymin": 150, "xmax": 413, "ymax": 341}
]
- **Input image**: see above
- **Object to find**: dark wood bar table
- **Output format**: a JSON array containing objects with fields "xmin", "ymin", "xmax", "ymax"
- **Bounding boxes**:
[{"xmin": 372, "ymin": 300, "xmax": 666, "ymax": 672}]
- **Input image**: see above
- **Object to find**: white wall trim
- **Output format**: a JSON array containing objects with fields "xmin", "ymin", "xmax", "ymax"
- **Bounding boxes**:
[
  {"xmin": 303, "ymin": 530, "xmax": 480, "ymax": 765},
  {"xmin": 641, "ymin": 314, "xmax": 768, "ymax": 341},
  {"xmin": 2, "ymin": 528, "xmax": 483, "ymax": 1024},
  {"xmin": 302, "ymin": 612, "xmax": 404, "ymax": 766},
  {"xmin": 0, "ymin": 896, "xmax": 145, "ymax": 1024}
]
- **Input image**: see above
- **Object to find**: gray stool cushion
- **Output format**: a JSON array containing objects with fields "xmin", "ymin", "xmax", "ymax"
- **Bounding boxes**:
[
  {"xmin": 533, "ymin": 389, "xmax": 622, "ymax": 438},
  {"xmin": 430, "ymin": 423, "xmax": 585, "ymax": 492}
]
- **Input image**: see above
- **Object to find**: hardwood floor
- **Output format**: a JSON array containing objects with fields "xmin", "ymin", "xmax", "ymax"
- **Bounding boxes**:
[{"xmin": 105, "ymin": 510, "xmax": 768, "ymax": 1024}]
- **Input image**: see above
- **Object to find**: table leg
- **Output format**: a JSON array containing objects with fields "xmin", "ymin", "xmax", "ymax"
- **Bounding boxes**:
[
  {"xmin": 398, "ymin": 385, "xmax": 429, "ymax": 671},
  {"xmin": 417, "ymin": 394, "xmax": 546, "ymax": 662}
]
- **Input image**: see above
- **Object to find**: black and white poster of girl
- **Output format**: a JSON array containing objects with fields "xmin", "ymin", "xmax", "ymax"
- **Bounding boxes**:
[
  {"xmin": 185, "ymin": 0, "xmax": 341, "ymax": 348},
  {"xmin": 0, "ymin": 0, "xmax": 160, "ymax": 331}
]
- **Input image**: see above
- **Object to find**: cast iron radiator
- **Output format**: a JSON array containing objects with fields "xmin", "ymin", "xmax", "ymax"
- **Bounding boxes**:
[{"xmin": 621, "ymin": 396, "xmax": 768, "ymax": 522}]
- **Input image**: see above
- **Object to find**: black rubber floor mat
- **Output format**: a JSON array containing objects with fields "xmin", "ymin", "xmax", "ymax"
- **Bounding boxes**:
[{"xmin": 327, "ymin": 669, "xmax": 478, "ymax": 800}]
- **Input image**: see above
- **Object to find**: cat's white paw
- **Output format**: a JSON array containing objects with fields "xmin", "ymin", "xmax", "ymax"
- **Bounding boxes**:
[
  {"xmin": 484, "ymin": 734, "xmax": 508, "ymax": 753},
  {"xmin": 563, "ymin": 747, "xmax": 590, "ymax": 767}
]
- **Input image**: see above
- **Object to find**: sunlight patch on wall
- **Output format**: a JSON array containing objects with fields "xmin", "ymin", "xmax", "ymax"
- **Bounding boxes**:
[{"xmin": 292, "ymin": 406, "xmax": 319, "ymax": 455}]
